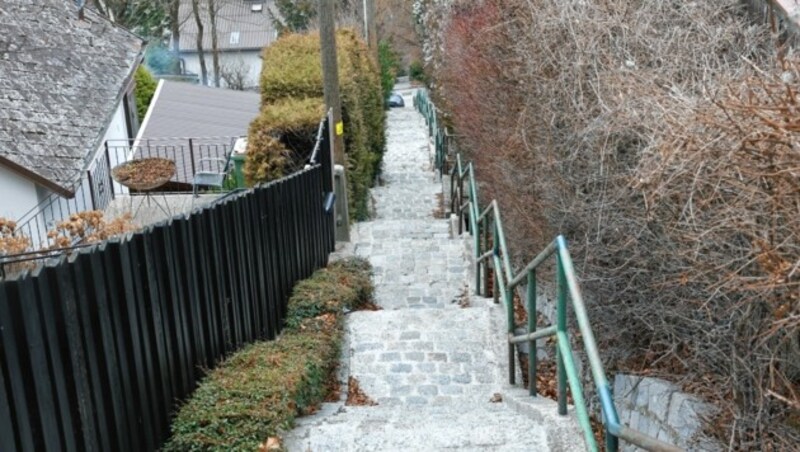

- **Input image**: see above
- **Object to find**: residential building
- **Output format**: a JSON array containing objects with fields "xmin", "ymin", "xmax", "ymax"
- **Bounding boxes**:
[
  {"xmin": 177, "ymin": 0, "xmax": 279, "ymax": 90},
  {"xmin": 0, "ymin": 0, "xmax": 144, "ymax": 244}
]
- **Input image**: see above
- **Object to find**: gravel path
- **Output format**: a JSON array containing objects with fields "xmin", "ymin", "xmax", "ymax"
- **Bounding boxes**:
[{"xmin": 283, "ymin": 85, "xmax": 583, "ymax": 451}]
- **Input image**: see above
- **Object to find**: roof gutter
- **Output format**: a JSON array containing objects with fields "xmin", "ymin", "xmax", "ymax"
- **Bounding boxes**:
[{"xmin": 0, "ymin": 156, "xmax": 74, "ymax": 198}]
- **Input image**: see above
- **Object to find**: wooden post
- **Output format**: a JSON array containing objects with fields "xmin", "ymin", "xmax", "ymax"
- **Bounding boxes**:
[
  {"xmin": 366, "ymin": 0, "xmax": 378, "ymax": 60},
  {"xmin": 318, "ymin": 0, "xmax": 344, "ymax": 166},
  {"xmin": 318, "ymin": 0, "xmax": 350, "ymax": 241}
]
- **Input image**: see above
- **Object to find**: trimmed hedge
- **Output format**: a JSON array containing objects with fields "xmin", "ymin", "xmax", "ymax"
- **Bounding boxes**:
[
  {"xmin": 164, "ymin": 258, "xmax": 373, "ymax": 451},
  {"xmin": 245, "ymin": 29, "xmax": 385, "ymax": 221}
]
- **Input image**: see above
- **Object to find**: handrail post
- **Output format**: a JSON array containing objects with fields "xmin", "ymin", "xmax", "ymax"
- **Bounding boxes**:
[
  {"xmin": 606, "ymin": 422, "xmax": 619, "ymax": 452},
  {"xmin": 450, "ymin": 168, "xmax": 456, "ymax": 214},
  {"xmin": 474, "ymin": 215, "xmax": 482, "ymax": 295},
  {"xmin": 527, "ymin": 269, "xmax": 537, "ymax": 396},
  {"xmin": 482, "ymin": 215, "xmax": 490, "ymax": 297},
  {"xmin": 493, "ymin": 258, "xmax": 499, "ymax": 304},
  {"xmin": 556, "ymin": 253, "xmax": 568, "ymax": 416},
  {"xmin": 458, "ymin": 176, "xmax": 464, "ymax": 235}
]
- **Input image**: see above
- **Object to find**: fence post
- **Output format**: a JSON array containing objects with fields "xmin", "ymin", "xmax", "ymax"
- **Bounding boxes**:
[
  {"xmin": 189, "ymin": 138, "xmax": 196, "ymax": 178},
  {"xmin": 321, "ymin": 114, "xmax": 334, "ymax": 193},
  {"xmin": 87, "ymin": 170, "xmax": 97, "ymax": 211}
]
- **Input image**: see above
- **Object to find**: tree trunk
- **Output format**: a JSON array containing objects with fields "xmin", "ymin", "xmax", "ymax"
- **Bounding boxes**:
[
  {"xmin": 191, "ymin": 0, "xmax": 208, "ymax": 85},
  {"xmin": 170, "ymin": 0, "xmax": 180, "ymax": 52},
  {"xmin": 208, "ymin": 0, "xmax": 221, "ymax": 87}
]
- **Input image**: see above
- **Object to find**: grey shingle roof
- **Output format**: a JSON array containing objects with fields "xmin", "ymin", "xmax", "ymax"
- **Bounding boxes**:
[
  {"xmin": 139, "ymin": 80, "xmax": 260, "ymax": 139},
  {"xmin": 132, "ymin": 80, "xmax": 259, "ymax": 184},
  {"xmin": 178, "ymin": 0, "xmax": 278, "ymax": 52},
  {"xmin": 0, "ymin": 0, "xmax": 144, "ymax": 196}
]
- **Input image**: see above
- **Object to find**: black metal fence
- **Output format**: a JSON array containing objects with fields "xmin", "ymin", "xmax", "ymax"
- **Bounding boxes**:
[{"xmin": 0, "ymin": 163, "xmax": 335, "ymax": 451}]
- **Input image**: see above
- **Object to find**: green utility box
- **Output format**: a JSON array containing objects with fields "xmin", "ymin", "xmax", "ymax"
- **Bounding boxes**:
[
  {"xmin": 231, "ymin": 153, "xmax": 247, "ymax": 188},
  {"xmin": 229, "ymin": 137, "xmax": 248, "ymax": 188}
]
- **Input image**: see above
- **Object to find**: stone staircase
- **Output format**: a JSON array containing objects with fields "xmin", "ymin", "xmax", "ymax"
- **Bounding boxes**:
[{"xmin": 283, "ymin": 86, "xmax": 584, "ymax": 451}]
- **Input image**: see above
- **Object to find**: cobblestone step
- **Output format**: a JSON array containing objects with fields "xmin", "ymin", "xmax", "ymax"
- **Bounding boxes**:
[
  {"xmin": 284, "ymin": 86, "xmax": 584, "ymax": 451},
  {"xmin": 288, "ymin": 401, "xmax": 550, "ymax": 452},
  {"xmin": 344, "ymin": 307, "xmax": 504, "ymax": 405}
]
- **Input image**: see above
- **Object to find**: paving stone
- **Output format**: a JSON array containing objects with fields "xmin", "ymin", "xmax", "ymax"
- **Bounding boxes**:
[
  {"xmin": 379, "ymin": 352, "xmax": 401, "ymax": 362},
  {"xmin": 390, "ymin": 363, "xmax": 412, "ymax": 373},
  {"xmin": 399, "ymin": 331, "xmax": 421, "ymax": 340}
]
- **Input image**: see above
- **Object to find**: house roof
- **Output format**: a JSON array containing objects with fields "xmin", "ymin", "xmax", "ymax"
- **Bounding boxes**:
[
  {"xmin": 0, "ymin": 0, "xmax": 144, "ymax": 197},
  {"xmin": 132, "ymin": 79, "xmax": 260, "ymax": 184},
  {"xmin": 178, "ymin": 0, "xmax": 278, "ymax": 52},
  {"xmin": 138, "ymin": 80, "xmax": 260, "ymax": 139}
]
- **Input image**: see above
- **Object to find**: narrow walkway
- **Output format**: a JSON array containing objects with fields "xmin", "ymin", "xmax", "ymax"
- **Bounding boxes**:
[{"xmin": 285, "ymin": 86, "xmax": 582, "ymax": 451}]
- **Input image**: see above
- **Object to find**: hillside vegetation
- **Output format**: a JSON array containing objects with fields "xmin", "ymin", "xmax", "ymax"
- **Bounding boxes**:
[{"xmin": 420, "ymin": 0, "xmax": 798, "ymax": 448}]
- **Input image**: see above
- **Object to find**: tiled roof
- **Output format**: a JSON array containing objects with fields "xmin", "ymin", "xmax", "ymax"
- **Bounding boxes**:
[
  {"xmin": 178, "ymin": 0, "xmax": 278, "ymax": 52},
  {"xmin": 0, "ymin": 0, "xmax": 144, "ymax": 196}
]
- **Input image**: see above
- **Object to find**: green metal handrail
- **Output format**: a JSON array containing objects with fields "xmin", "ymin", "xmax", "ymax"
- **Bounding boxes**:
[{"xmin": 415, "ymin": 89, "xmax": 682, "ymax": 452}]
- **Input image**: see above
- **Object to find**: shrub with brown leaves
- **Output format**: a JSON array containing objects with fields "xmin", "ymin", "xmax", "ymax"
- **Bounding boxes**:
[{"xmin": 424, "ymin": 0, "xmax": 797, "ymax": 447}]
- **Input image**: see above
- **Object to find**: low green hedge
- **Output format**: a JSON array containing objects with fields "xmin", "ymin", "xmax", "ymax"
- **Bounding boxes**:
[{"xmin": 165, "ymin": 258, "xmax": 373, "ymax": 451}]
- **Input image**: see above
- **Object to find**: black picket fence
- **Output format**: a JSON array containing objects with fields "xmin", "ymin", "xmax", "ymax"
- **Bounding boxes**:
[{"xmin": 0, "ymin": 163, "xmax": 335, "ymax": 451}]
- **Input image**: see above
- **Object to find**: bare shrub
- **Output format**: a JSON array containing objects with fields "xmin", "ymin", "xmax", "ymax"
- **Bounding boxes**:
[
  {"xmin": 1, "ymin": 211, "xmax": 136, "ymax": 278},
  {"xmin": 0, "ymin": 217, "xmax": 34, "ymax": 276},
  {"xmin": 47, "ymin": 211, "xmax": 137, "ymax": 249},
  {"xmin": 426, "ymin": 0, "xmax": 798, "ymax": 447},
  {"xmin": 219, "ymin": 57, "xmax": 251, "ymax": 90}
]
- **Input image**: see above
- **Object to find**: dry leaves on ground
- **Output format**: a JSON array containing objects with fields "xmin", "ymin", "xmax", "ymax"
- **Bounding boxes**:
[{"xmin": 346, "ymin": 376, "xmax": 377, "ymax": 406}]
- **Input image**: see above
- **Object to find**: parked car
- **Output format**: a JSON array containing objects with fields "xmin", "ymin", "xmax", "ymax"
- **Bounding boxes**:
[{"xmin": 388, "ymin": 92, "xmax": 405, "ymax": 108}]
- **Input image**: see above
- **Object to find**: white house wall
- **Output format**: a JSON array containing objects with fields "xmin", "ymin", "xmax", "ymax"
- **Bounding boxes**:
[
  {"xmin": 0, "ymin": 164, "xmax": 48, "ymax": 249},
  {"xmin": 0, "ymin": 164, "xmax": 40, "ymax": 222},
  {"xmin": 181, "ymin": 51, "xmax": 263, "ymax": 90},
  {"xmin": 93, "ymin": 100, "xmax": 130, "ymax": 197}
]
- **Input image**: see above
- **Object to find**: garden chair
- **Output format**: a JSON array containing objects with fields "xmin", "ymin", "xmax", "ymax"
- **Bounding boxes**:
[{"xmin": 192, "ymin": 151, "xmax": 233, "ymax": 197}]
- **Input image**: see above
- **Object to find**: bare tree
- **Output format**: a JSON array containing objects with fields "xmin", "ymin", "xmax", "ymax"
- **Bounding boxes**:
[
  {"xmin": 208, "ymin": 0, "xmax": 221, "ymax": 87},
  {"xmin": 190, "ymin": 0, "xmax": 208, "ymax": 85},
  {"xmin": 170, "ymin": 0, "xmax": 180, "ymax": 52}
]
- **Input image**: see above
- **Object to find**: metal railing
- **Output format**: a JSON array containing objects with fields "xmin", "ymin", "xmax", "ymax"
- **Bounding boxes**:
[
  {"xmin": 7, "ymin": 137, "xmax": 238, "ymax": 252},
  {"xmin": 415, "ymin": 90, "xmax": 682, "ymax": 452},
  {"xmin": 105, "ymin": 136, "xmax": 236, "ymax": 187},
  {"xmin": 414, "ymin": 90, "xmax": 450, "ymax": 178}
]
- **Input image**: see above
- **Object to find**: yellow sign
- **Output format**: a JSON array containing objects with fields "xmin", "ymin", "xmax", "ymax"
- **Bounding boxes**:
[{"xmin": 336, "ymin": 121, "xmax": 344, "ymax": 136}]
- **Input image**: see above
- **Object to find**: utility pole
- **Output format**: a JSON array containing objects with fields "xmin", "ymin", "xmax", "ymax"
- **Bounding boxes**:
[
  {"xmin": 366, "ymin": 0, "xmax": 378, "ymax": 59},
  {"xmin": 319, "ymin": 0, "xmax": 344, "ymax": 165},
  {"xmin": 318, "ymin": 0, "xmax": 350, "ymax": 241}
]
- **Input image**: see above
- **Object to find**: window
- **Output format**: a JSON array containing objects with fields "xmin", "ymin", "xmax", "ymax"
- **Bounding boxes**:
[{"xmin": 230, "ymin": 32, "xmax": 240, "ymax": 45}]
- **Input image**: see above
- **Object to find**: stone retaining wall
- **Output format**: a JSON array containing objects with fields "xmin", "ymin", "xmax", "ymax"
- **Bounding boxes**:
[{"xmin": 613, "ymin": 375, "xmax": 721, "ymax": 451}]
